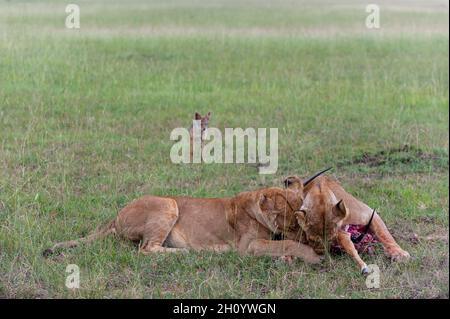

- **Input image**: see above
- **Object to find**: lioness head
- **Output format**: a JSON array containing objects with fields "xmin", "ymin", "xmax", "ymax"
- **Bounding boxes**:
[
  {"xmin": 296, "ymin": 186, "xmax": 348, "ymax": 254},
  {"xmin": 236, "ymin": 187, "xmax": 303, "ymax": 234},
  {"xmin": 283, "ymin": 169, "xmax": 347, "ymax": 254},
  {"xmin": 284, "ymin": 175, "xmax": 347, "ymax": 254}
]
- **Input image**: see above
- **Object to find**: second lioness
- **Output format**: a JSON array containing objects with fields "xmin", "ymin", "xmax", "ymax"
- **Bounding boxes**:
[{"xmin": 284, "ymin": 174, "xmax": 410, "ymax": 273}]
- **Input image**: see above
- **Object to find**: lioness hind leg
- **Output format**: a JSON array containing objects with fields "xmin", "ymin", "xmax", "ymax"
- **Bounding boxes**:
[
  {"xmin": 138, "ymin": 199, "xmax": 185, "ymax": 254},
  {"xmin": 371, "ymin": 213, "xmax": 410, "ymax": 261},
  {"xmin": 116, "ymin": 196, "xmax": 184, "ymax": 254}
]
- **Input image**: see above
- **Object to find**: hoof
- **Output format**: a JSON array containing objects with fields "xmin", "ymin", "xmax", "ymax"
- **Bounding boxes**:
[{"xmin": 361, "ymin": 265, "xmax": 369, "ymax": 275}]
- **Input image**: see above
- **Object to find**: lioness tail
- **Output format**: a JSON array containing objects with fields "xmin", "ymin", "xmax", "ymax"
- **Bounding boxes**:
[{"xmin": 42, "ymin": 219, "xmax": 116, "ymax": 257}]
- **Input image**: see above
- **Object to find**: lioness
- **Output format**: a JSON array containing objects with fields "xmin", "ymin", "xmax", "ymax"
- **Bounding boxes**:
[
  {"xmin": 44, "ymin": 184, "xmax": 324, "ymax": 264},
  {"xmin": 284, "ymin": 173, "xmax": 410, "ymax": 274}
]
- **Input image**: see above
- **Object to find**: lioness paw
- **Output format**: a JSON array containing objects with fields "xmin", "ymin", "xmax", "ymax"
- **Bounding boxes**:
[
  {"xmin": 277, "ymin": 255, "xmax": 294, "ymax": 265},
  {"xmin": 307, "ymin": 253, "xmax": 324, "ymax": 265},
  {"xmin": 386, "ymin": 248, "xmax": 410, "ymax": 262}
]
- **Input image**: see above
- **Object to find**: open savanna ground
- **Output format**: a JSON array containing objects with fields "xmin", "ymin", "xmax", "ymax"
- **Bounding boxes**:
[{"xmin": 0, "ymin": 0, "xmax": 448, "ymax": 298}]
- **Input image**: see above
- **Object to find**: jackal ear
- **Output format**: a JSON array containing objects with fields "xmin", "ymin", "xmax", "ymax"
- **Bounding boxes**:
[
  {"xmin": 195, "ymin": 112, "xmax": 202, "ymax": 120},
  {"xmin": 333, "ymin": 199, "xmax": 348, "ymax": 221},
  {"xmin": 206, "ymin": 112, "xmax": 211, "ymax": 119}
]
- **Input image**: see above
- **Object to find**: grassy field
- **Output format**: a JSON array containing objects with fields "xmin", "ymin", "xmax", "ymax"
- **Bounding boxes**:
[{"xmin": 0, "ymin": 0, "xmax": 448, "ymax": 298}]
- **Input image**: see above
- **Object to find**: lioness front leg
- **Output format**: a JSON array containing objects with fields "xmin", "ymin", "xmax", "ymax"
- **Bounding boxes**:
[
  {"xmin": 247, "ymin": 239, "xmax": 323, "ymax": 264},
  {"xmin": 370, "ymin": 213, "xmax": 410, "ymax": 261},
  {"xmin": 139, "ymin": 244, "xmax": 188, "ymax": 254},
  {"xmin": 337, "ymin": 230, "xmax": 368, "ymax": 274}
]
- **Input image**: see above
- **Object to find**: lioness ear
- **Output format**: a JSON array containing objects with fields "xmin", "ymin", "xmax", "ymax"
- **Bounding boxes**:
[
  {"xmin": 333, "ymin": 199, "xmax": 348, "ymax": 221},
  {"xmin": 248, "ymin": 193, "xmax": 277, "ymax": 233},
  {"xmin": 194, "ymin": 112, "xmax": 202, "ymax": 120},
  {"xmin": 259, "ymin": 193, "xmax": 274, "ymax": 210},
  {"xmin": 283, "ymin": 176, "xmax": 304, "ymax": 196}
]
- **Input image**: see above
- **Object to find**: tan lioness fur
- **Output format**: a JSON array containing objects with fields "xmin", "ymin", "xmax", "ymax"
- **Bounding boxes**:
[
  {"xmin": 44, "ymin": 187, "xmax": 322, "ymax": 264},
  {"xmin": 284, "ymin": 175, "xmax": 410, "ymax": 273}
]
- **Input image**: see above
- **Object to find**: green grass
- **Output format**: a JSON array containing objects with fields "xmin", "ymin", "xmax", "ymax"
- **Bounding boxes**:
[{"xmin": 0, "ymin": 0, "xmax": 448, "ymax": 298}]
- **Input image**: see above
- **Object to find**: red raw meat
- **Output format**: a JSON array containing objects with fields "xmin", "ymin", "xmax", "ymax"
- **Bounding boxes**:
[{"xmin": 331, "ymin": 224, "xmax": 379, "ymax": 255}]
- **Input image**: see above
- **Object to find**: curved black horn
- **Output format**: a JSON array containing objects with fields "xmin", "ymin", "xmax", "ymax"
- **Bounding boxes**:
[{"xmin": 303, "ymin": 167, "xmax": 333, "ymax": 187}]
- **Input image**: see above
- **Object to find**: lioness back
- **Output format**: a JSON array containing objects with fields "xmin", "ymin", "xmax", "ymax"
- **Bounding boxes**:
[{"xmin": 165, "ymin": 197, "xmax": 236, "ymax": 249}]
